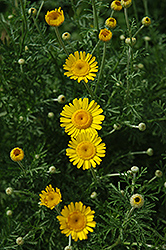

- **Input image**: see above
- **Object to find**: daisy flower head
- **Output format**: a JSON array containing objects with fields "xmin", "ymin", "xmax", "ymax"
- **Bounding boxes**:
[
  {"xmin": 10, "ymin": 147, "xmax": 24, "ymax": 162},
  {"xmin": 130, "ymin": 194, "xmax": 144, "ymax": 209},
  {"xmin": 39, "ymin": 184, "xmax": 62, "ymax": 210},
  {"xmin": 63, "ymin": 51, "xmax": 98, "ymax": 83},
  {"xmin": 60, "ymin": 98, "xmax": 105, "ymax": 138},
  {"xmin": 57, "ymin": 201, "xmax": 96, "ymax": 241},
  {"xmin": 45, "ymin": 7, "xmax": 64, "ymax": 27},
  {"xmin": 105, "ymin": 17, "xmax": 117, "ymax": 29},
  {"xmin": 121, "ymin": 0, "xmax": 132, "ymax": 8},
  {"xmin": 99, "ymin": 28, "xmax": 112, "ymax": 42},
  {"xmin": 66, "ymin": 131, "xmax": 106, "ymax": 170},
  {"xmin": 142, "ymin": 16, "xmax": 151, "ymax": 26},
  {"xmin": 111, "ymin": 1, "xmax": 122, "ymax": 11}
]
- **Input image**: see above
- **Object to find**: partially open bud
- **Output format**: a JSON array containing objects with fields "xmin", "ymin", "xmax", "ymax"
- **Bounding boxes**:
[
  {"xmin": 49, "ymin": 166, "xmax": 56, "ymax": 174},
  {"xmin": 18, "ymin": 58, "xmax": 25, "ymax": 65},
  {"xmin": 138, "ymin": 122, "xmax": 146, "ymax": 131},
  {"xmin": 125, "ymin": 37, "xmax": 136, "ymax": 46},
  {"xmin": 5, "ymin": 187, "xmax": 13, "ymax": 195},
  {"xmin": 28, "ymin": 7, "xmax": 37, "ymax": 16},
  {"xmin": 146, "ymin": 148, "xmax": 153, "ymax": 156},
  {"xmin": 130, "ymin": 194, "xmax": 144, "ymax": 208},
  {"xmin": 131, "ymin": 166, "xmax": 139, "ymax": 173},
  {"xmin": 142, "ymin": 16, "xmax": 151, "ymax": 26},
  {"xmin": 155, "ymin": 170, "xmax": 163, "ymax": 178},
  {"xmin": 16, "ymin": 237, "xmax": 24, "ymax": 245},
  {"xmin": 90, "ymin": 191, "xmax": 97, "ymax": 199},
  {"xmin": 62, "ymin": 32, "xmax": 71, "ymax": 41}
]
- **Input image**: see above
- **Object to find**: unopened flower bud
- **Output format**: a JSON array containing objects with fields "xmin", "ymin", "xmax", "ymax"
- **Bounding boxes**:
[
  {"xmin": 113, "ymin": 123, "xmax": 121, "ymax": 130},
  {"xmin": 137, "ymin": 63, "xmax": 144, "ymax": 69},
  {"xmin": 19, "ymin": 116, "xmax": 24, "ymax": 121},
  {"xmin": 120, "ymin": 34, "xmax": 125, "ymax": 40},
  {"xmin": 143, "ymin": 36, "xmax": 151, "ymax": 41},
  {"xmin": 105, "ymin": 17, "xmax": 117, "ymax": 29},
  {"xmin": 49, "ymin": 166, "xmax": 56, "ymax": 174},
  {"xmin": 6, "ymin": 187, "xmax": 13, "ymax": 195},
  {"xmin": 130, "ymin": 194, "xmax": 144, "ymax": 208},
  {"xmin": 120, "ymin": 190, "xmax": 124, "ymax": 196},
  {"xmin": 25, "ymin": 45, "xmax": 29, "ymax": 51},
  {"xmin": 64, "ymin": 246, "xmax": 73, "ymax": 250},
  {"xmin": 28, "ymin": 7, "xmax": 37, "ymax": 16},
  {"xmin": 35, "ymin": 154, "xmax": 40, "ymax": 159},
  {"xmin": 6, "ymin": 210, "xmax": 13, "ymax": 216},
  {"xmin": 131, "ymin": 166, "xmax": 139, "ymax": 173},
  {"xmin": 138, "ymin": 122, "xmax": 146, "ymax": 131},
  {"xmin": 155, "ymin": 170, "xmax": 163, "ymax": 178},
  {"xmin": 121, "ymin": 0, "xmax": 132, "ymax": 8},
  {"xmin": 62, "ymin": 32, "xmax": 71, "ymax": 41},
  {"xmin": 57, "ymin": 94, "xmax": 66, "ymax": 104},
  {"xmin": 142, "ymin": 16, "xmax": 151, "ymax": 26},
  {"xmin": 48, "ymin": 112, "xmax": 54, "ymax": 118},
  {"xmin": 8, "ymin": 15, "xmax": 14, "ymax": 19},
  {"xmin": 164, "ymin": 182, "xmax": 166, "ymax": 188},
  {"xmin": 18, "ymin": 58, "xmax": 25, "ymax": 65},
  {"xmin": 16, "ymin": 237, "xmax": 24, "ymax": 245},
  {"xmin": 125, "ymin": 37, "xmax": 136, "ymax": 46},
  {"xmin": 146, "ymin": 148, "xmax": 153, "ymax": 156},
  {"xmin": 90, "ymin": 191, "xmax": 97, "ymax": 199}
]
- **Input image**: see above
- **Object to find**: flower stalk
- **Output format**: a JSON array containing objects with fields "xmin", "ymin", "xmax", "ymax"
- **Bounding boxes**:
[
  {"xmin": 95, "ymin": 42, "xmax": 106, "ymax": 94},
  {"xmin": 54, "ymin": 27, "xmax": 69, "ymax": 56}
]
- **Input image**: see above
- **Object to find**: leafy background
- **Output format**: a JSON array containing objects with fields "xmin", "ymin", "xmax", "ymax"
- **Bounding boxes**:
[{"xmin": 0, "ymin": 0, "xmax": 166, "ymax": 249}]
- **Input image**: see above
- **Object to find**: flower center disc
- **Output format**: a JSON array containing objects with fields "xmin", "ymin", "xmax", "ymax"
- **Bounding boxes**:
[
  {"xmin": 14, "ymin": 149, "xmax": 20, "ymax": 156},
  {"xmin": 134, "ymin": 197, "xmax": 140, "ymax": 203},
  {"xmin": 46, "ymin": 193, "xmax": 59, "ymax": 207},
  {"xmin": 72, "ymin": 60, "xmax": 90, "ymax": 76},
  {"xmin": 71, "ymin": 109, "xmax": 92, "ymax": 129},
  {"xmin": 50, "ymin": 12, "xmax": 61, "ymax": 20},
  {"xmin": 68, "ymin": 211, "xmax": 86, "ymax": 232},
  {"xmin": 76, "ymin": 141, "xmax": 96, "ymax": 160}
]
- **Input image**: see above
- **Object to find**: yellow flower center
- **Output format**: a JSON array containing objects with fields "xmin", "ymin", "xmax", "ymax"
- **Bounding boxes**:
[
  {"xmin": 68, "ymin": 211, "xmax": 86, "ymax": 232},
  {"xmin": 14, "ymin": 149, "xmax": 20, "ymax": 156},
  {"xmin": 134, "ymin": 197, "xmax": 141, "ymax": 204},
  {"xmin": 50, "ymin": 12, "xmax": 61, "ymax": 20},
  {"xmin": 101, "ymin": 30, "xmax": 110, "ymax": 37},
  {"xmin": 115, "ymin": 1, "xmax": 121, "ymax": 6},
  {"xmin": 72, "ymin": 60, "xmax": 90, "ymax": 76},
  {"xmin": 76, "ymin": 141, "xmax": 96, "ymax": 160},
  {"xmin": 71, "ymin": 109, "xmax": 92, "ymax": 129},
  {"xmin": 46, "ymin": 193, "xmax": 59, "ymax": 207}
]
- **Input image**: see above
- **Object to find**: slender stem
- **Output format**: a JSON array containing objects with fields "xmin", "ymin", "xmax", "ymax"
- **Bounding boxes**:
[
  {"xmin": 91, "ymin": 40, "xmax": 101, "ymax": 55},
  {"xmin": 110, "ymin": 10, "xmax": 114, "ymax": 17},
  {"xmin": 142, "ymin": 0, "xmax": 149, "ymax": 16},
  {"xmin": 83, "ymin": 81, "xmax": 95, "ymax": 99},
  {"xmin": 36, "ymin": 1, "xmax": 44, "ymax": 19},
  {"xmin": 90, "ymin": 167, "xmax": 99, "ymax": 182},
  {"xmin": 124, "ymin": 8, "xmax": 131, "ymax": 38},
  {"xmin": 133, "ymin": 25, "xmax": 144, "ymax": 38},
  {"xmin": 91, "ymin": 0, "xmax": 99, "ymax": 31},
  {"xmin": 68, "ymin": 234, "xmax": 72, "ymax": 246},
  {"xmin": 102, "ymin": 129, "xmax": 116, "ymax": 137},
  {"xmin": 131, "ymin": 173, "xmax": 136, "ymax": 193},
  {"xmin": 55, "ymin": 205, "xmax": 61, "ymax": 215},
  {"xmin": 17, "ymin": 161, "xmax": 26, "ymax": 176},
  {"xmin": 132, "ymin": 0, "xmax": 138, "ymax": 24},
  {"xmin": 54, "ymin": 27, "xmax": 69, "ymax": 56},
  {"xmin": 19, "ymin": 0, "xmax": 28, "ymax": 55},
  {"xmin": 95, "ymin": 42, "xmax": 106, "ymax": 94}
]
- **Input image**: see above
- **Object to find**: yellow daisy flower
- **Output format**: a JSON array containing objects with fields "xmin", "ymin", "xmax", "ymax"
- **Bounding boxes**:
[
  {"xmin": 111, "ymin": 1, "xmax": 122, "ymax": 11},
  {"xmin": 66, "ymin": 132, "xmax": 106, "ymax": 170},
  {"xmin": 105, "ymin": 17, "xmax": 117, "ymax": 29},
  {"xmin": 142, "ymin": 16, "xmax": 151, "ymax": 26},
  {"xmin": 121, "ymin": 0, "xmax": 132, "ymax": 8},
  {"xmin": 60, "ymin": 98, "xmax": 105, "ymax": 138},
  {"xmin": 10, "ymin": 147, "xmax": 24, "ymax": 162},
  {"xmin": 130, "ymin": 194, "xmax": 144, "ymax": 208},
  {"xmin": 39, "ymin": 184, "xmax": 62, "ymax": 210},
  {"xmin": 45, "ymin": 7, "xmax": 64, "ymax": 27},
  {"xmin": 63, "ymin": 51, "xmax": 98, "ymax": 83},
  {"xmin": 99, "ymin": 28, "xmax": 112, "ymax": 42},
  {"xmin": 57, "ymin": 201, "xmax": 96, "ymax": 241}
]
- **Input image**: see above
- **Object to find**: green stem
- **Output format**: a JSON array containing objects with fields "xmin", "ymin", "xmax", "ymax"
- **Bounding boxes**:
[
  {"xmin": 36, "ymin": 1, "xmax": 44, "ymax": 19},
  {"xmin": 90, "ymin": 167, "xmax": 99, "ymax": 182},
  {"xmin": 91, "ymin": 40, "xmax": 101, "ymax": 55},
  {"xmin": 133, "ymin": 25, "xmax": 144, "ymax": 38},
  {"xmin": 83, "ymin": 81, "xmax": 96, "ymax": 99},
  {"xmin": 110, "ymin": 10, "xmax": 114, "ymax": 17},
  {"xmin": 91, "ymin": 0, "xmax": 99, "ymax": 31},
  {"xmin": 132, "ymin": 0, "xmax": 138, "ymax": 24},
  {"xmin": 142, "ymin": 0, "xmax": 149, "ymax": 16},
  {"xmin": 19, "ymin": 0, "xmax": 28, "ymax": 55},
  {"xmin": 54, "ymin": 26, "xmax": 69, "ymax": 56},
  {"xmin": 95, "ymin": 42, "xmax": 106, "ymax": 94},
  {"xmin": 124, "ymin": 8, "xmax": 131, "ymax": 38}
]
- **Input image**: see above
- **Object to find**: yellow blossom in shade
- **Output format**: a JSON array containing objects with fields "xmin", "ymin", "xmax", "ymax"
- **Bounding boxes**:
[
  {"xmin": 10, "ymin": 147, "xmax": 24, "ymax": 162},
  {"xmin": 45, "ymin": 7, "xmax": 64, "ymax": 27},
  {"xmin": 99, "ymin": 28, "xmax": 112, "ymax": 42},
  {"xmin": 39, "ymin": 184, "xmax": 62, "ymax": 210},
  {"xmin": 66, "ymin": 132, "xmax": 106, "ymax": 170},
  {"xmin": 63, "ymin": 51, "xmax": 98, "ymax": 83},
  {"xmin": 105, "ymin": 17, "xmax": 117, "ymax": 29},
  {"xmin": 121, "ymin": 0, "xmax": 132, "ymax": 8},
  {"xmin": 60, "ymin": 98, "xmax": 105, "ymax": 138},
  {"xmin": 57, "ymin": 201, "xmax": 96, "ymax": 241},
  {"xmin": 130, "ymin": 194, "xmax": 144, "ymax": 208},
  {"xmin": 142, "ymin": 16, "xmax": 151, "ymax": 26},
  {"xmin": 111, "ymin": 1, "xmax": 122, "ymax": 11}
]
